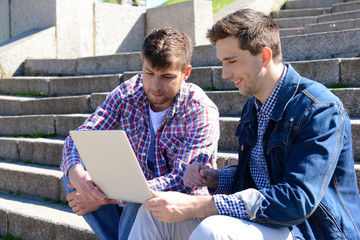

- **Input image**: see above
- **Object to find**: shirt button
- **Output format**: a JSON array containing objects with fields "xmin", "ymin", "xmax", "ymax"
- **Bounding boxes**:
[
  {"xmin": 241, "ymin": 145, "xmax": 244, "ymax": 151},
  {"xmin": 290, "ymin": 117, "xmax": 294, "ymax": 122},
  {"xmin": 171, "ymin": 146, "xmax": 174, "ymax": 150}
]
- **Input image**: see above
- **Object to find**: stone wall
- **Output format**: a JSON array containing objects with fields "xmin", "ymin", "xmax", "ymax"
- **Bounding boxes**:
[
  {"xmin": 146, "ymin": 0, "xmax": 213, "ymax": 46},
  {"xmin": 0, "ymin": 0, "xmax": 10, "ymax": 43},
  {"xmin": 0, "ymin": 0, "xmax": 146, "ymax": 58}
]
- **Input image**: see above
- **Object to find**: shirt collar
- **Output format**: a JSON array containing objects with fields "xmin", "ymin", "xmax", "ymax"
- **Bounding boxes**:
[{"xmin": 254, "ymin": 65, "xmax": 287, "ymax": 117}]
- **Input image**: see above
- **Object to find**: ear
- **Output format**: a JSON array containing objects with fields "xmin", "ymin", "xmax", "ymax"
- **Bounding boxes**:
[
  {"xmin": 261, "ymin": 47, "xmax": 272, "ymax": 68},
  {"xmin": 183, "ymin": 65, "xmax": 192, "ymax": 81}
]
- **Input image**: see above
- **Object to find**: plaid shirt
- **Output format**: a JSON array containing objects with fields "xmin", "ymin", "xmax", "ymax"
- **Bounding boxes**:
[
  {"xmin": 61, "ymin": 74, "xmax": 220, "ymax": 205},
  {"xmin": 213, "ymin": 66, "xmax": 287, "ymax": 218}
]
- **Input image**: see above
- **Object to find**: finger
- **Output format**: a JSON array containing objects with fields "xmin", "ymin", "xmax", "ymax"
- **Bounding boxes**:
[
  {"xmin": 67, "ymin": 182, "xmax": 76, "ymax": 189},
  {"xmin": 184, "ymin": 177, "xmax": 202, "ymax": 188},
  {"xmin": 68, "ymin": 199, "xmax": 78, "ymax": 208},
  {"xmin": 199, "ymin": 168, "xmax": 213, "ymax": 178},
  {"xmin": 84, "ymin": 181, "xmax": 105, "ymax": 201},
  {"xmin": 150, "ymin": 189, "xmax": 160, "ymax": 198},
  {"xmin": 66, "ymin": 191, "xmax": 78, "ymax": 202}
]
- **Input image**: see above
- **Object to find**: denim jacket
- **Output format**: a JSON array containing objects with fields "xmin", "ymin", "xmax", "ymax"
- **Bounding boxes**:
[{"xmin": 231, "ymin": 64, "xmax": 360, "ymax": 239}]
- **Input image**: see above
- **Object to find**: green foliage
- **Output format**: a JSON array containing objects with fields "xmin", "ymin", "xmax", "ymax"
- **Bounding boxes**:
[
  {"xmin": 162, "ymin": 0, "xmax": 235, "ymax": 13},
  {"xmin": 329, "ymin": 83, "xmax": 348, "ymax": 89},
  {"xmin": 1, "ymin": 234, "xmax": 23, "ymax": 240},
  {"xmin": 4, "ymin": 89, "xmax": 56, "ymax": 98},
  {"xmin": 9, "ymin": 127, "xmax": 57, "ymax": 139}
]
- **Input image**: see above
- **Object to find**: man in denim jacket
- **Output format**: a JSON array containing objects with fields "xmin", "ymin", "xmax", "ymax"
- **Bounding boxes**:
[{"xmin": 126, "ymin": 9, "xmax": 360, "ymax": 240}]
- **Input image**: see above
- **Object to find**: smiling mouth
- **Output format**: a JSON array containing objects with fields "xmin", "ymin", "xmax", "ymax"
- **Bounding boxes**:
[{"xmin": 232, "ymin": 78, "xmax": 243, "ymax": 87}]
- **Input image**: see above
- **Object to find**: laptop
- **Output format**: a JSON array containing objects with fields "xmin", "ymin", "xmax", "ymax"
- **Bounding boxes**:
[{"xmin": 69, "ymin": 130, "xmax": 153, "ymax": 203}]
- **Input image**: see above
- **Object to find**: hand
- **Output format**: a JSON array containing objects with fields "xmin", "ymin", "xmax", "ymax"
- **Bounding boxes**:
[
  {"xmin": 68, "ymin": 164, "xmax": 105, "ymax": 203},
  {"xmin": 183, "ymin": 162, "xmax": 219, "ymax": 189},
  {"xmin": 145, "ymin": 190, "xmax": 217, "ymax": 223},
  {"xmin": 66, "ymin": 182, "xmax": 116, "ymax": 215},
  {"xmin": 66, "ymin": 164, "xmax": 117, "ymax": 215}
]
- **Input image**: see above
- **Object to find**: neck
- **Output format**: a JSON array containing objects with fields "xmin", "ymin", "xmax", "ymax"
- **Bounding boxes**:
[{"xmin": 256, "ymin": 62, "xmax": 285, "ymax": 104}]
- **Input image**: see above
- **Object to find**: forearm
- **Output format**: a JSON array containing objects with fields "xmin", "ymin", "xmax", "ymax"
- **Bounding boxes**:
[{"xmin": 192, "ymin": 195, "xmax": 219, "ymax": 219}]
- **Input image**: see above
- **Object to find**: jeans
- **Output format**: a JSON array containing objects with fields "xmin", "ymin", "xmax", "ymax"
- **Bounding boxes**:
[{"xmin": 62, "ymin": 176, "xmax": 140, "ymax": 240}]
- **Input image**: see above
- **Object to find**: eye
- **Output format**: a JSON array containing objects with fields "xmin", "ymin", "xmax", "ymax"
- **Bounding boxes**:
[
  {"xmin": 163, "ymin": 75, "xmax": 175, "ymax": 80},
  {"xmin": 229, "ymin": 60, "xmax": 237, "ymax": 64},
  {"xmin": 145, "ymin": 71, "xmax": 154, "ymax": 76}
]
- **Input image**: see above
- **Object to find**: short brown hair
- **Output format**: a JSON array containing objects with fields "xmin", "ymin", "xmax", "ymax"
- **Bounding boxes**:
[
  {"xmin": 207, "ymin": 9, "xmax": 282, "ymax": 63},
  {"xmin": 142, "ymin": 28, "xmax": 193, "ymax": 71}
]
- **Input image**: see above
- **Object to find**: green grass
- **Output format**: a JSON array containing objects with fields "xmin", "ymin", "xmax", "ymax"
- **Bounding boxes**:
[
  {"xmin": 0, "ymin": 234, "xmax": 23, "ymax": 240},
  {"xmin": 162, "ymin": 0, "xmax": 236, "ymax": 13},
  {"xmin": 329, "ymin": 83, "xmax": 348, "ymax": 89},
  {"xmin": 3, "ymin": 89, "xmax": 56, "ymax": 98},
  {"xmin": 9, "ymin": 127, "xmax": 57, "ymax": 139}
]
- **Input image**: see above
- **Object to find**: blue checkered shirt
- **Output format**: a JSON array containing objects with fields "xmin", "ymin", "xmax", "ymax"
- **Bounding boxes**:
[{"xmin": 213, "ymin": 66, "xmax": 287, "ymax": 218}]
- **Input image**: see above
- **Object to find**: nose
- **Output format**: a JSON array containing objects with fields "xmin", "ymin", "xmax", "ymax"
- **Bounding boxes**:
[
  {"xmin": 222, "ymin": 65, "xmax": 231, "ymax": 80},
  {"xmin": 151, "ymin": 76, "xmax": 162, "ymax": 91}
]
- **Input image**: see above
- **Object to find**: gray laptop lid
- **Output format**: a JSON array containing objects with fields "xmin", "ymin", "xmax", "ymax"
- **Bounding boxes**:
[{"xmin": 69, "ymin": 130, "xmax": 153, "ymax": 203}]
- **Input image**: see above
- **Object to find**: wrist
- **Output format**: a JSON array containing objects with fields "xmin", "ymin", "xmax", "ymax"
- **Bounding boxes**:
[
  {"xmin": 208, "ymin": 170, "xmax": 219, "ymax": 189},
  {"xmin": 194, "ymin": 196, "xmax": 218, "ymax": 219},
  {"xmin": 68, "ymin": 164, "xmax": 86, "ymax": 183}
]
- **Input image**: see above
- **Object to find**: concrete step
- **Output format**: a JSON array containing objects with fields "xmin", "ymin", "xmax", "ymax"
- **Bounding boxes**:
[
  {"xmin": 304, "ymin": 18, "xmax": 360, "ymax": 34},
  {"xmin": 71, "ymin": 87, "xmax": 360, "ymax": 118},
  {"xmin": 23, "ymin": 29, "xmax": 360, "ymax": 76},
  {"xmin": 279, "ymin": 18, "xmax": 360, "ymax": 36},
  {"xmin": 221, "ymin": 117, "xmax": 360, "ymax": 159},
  {"xmin": 0, "ymin": 134, "xmax": 238, "ymax": 169},
  {"xmin": 281, "ymin": 29, "xmax": 360, "ymax": 61},
  {"xmin": 0, "ymin": 161, "xmax": 358, "ymax": 240},
  {"xmin": 284, "ymin": 0, "xmax": 344, "ymax": 9},
  {"xmin": 275, "ymin": 8, "xmax": 360, "ymax": 29},
  {"xmin": 0, "ymin": 114, "xmax": 359, "ymax": 157},
  {"xmin": 318, "ymin": 9, "xmax": 360, "ymax": 23},
  {"xmin": 0, "ymin": 74, "xmax": 121, "ymax": 96},
  {"xmin": 0, "ymin": 137, "xmax": 64, "ymax": 166},
  {"xmin": 4, "ymin": 57, "xmax": 360, "ymax": 98},
  {"xmin": 331, "ymin": 1, "xmax": 360, "ymax": 13},
  {"xmin": 271, "ymin": 7, "xmax": 331, "ymax": 19},
  {"xmin": 4, "ymin": 85, "xmax": 352, "ymax": 118},
  {"xmin": 274, "ymin": 16, "xmax": 318, "ymax": 29},
  {"xmin": 0, "ymin": 95, "xmax": 90, "ymax": 115},
  {"xmin": 0, "ymin": 192, "xmax": 96, "ymax": 240},
  {"xmin": 0, "ymin": 151, "xmax": 237, "ymax": 202},
  {"xmin": 278, "ymin": 0, "xmax": 360, "ymax": 14},
  {"xmin": 1, "ymin": 151, "xmax": 357, "ymax": 203},
  {"xmin": 0, "ymin": 160, "xmax": 64, "ymax": 202}
]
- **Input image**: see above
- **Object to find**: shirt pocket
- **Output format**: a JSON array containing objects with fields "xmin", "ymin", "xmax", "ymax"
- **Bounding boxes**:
[{"xmin": 159, "ymin": 135, "xmax": 184, "ymax": 161}]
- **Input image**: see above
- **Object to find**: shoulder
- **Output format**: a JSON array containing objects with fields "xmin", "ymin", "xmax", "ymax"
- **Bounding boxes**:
[
  {"xmin": 185, "ymin": 83, "xmax": 218, "ymax": 111},
  {"xmin": 108, "ymin": 74, "xmax": 144, "ymax": 102}
]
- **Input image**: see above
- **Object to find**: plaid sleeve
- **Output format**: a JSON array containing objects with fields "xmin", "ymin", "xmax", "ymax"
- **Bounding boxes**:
[
  {"xmin": 60, "ymin": 87, "xmax": 122, "ymax": 178},
  {"xmin": 213, "ymin": 194, "xmax": 250, "ymax": 219},
  {"xmin": 209, "ymin": 169, "xmax": 233, "ymax": 194},
  {"xmin": 147, "ymin": 104, "xmax": 220, "ymax": 195}
]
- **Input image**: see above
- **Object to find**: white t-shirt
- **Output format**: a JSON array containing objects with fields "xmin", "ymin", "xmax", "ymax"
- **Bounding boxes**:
[{"xmin": 149, "ymin": 107, "xmax": 169, "ymax": 132}]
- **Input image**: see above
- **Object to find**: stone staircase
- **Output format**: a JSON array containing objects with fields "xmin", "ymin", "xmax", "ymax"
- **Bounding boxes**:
[{"xmin": 1, "ymin": 0, "xmax": 360, "ymax": 239}]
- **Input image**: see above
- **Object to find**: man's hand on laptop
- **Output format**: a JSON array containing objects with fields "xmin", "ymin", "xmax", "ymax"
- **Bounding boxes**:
[{"xmin": 66, "ymin": 164, "xmax": 117, "ymax": 215}]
